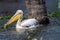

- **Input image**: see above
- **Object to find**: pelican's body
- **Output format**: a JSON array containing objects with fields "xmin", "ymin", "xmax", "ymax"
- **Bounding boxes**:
[
  {"xmin": 16, "ymin": 18, "xmax": 38, "ymax": 33},
  {"xmin": 5, "ymin": 10, "xmax": 38, "ymax": 34}
]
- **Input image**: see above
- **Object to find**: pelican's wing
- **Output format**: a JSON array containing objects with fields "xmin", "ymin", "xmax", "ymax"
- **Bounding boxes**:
[{"xmin": 21, "ymin": 19, "xmax": 38, "ymax": 28}]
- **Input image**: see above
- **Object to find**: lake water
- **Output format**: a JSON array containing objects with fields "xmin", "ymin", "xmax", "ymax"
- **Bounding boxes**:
[{"xmin": 0, "ymin": 17, "xmax": 60, "ymax": 40}]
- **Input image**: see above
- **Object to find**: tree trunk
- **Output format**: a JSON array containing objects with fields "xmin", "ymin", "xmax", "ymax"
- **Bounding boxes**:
[
  {"xmin": 25, "ymin": 0, "xmax": 49, "ymax": 25},
  {"xmin": 25, "ymin": 0, "xmax": 47, "ymax": 18}
]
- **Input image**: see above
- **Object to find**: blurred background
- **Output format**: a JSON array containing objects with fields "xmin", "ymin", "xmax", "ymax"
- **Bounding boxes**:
[{"xmin": 0, "ymin": 0, "xmax": 59, "ymax": 16}]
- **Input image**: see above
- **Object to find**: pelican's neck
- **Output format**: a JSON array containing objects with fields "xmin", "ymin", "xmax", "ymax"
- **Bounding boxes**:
[{"xmin": 16, "ymin": 18, "xmax": 22, "ymax": 27}]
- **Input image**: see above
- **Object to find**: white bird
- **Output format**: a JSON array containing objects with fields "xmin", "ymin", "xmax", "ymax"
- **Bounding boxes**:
[{"xmin": 5, "ymin": 10, "xmax": 39, "ymax": 34}]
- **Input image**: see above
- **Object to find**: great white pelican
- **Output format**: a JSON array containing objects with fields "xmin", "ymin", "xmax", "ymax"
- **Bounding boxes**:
[{"xmin": 5, "ymin": 10, "xmax": 39, "ymax": 34}]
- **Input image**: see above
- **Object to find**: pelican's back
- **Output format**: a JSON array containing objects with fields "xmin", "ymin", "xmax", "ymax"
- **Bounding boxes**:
[{"xmin": 21, "ymin": 19, "xmax": 38, "ymax": 27}]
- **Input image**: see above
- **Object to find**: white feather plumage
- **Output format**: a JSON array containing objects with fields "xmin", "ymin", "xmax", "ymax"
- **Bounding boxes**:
[
  {"xmin": 16, "ymin": 18, "xmax": 38, "ymax": 29},
  {"xmin": 16, "ymin": 18, "xmax": 38, "ymax": 34}
]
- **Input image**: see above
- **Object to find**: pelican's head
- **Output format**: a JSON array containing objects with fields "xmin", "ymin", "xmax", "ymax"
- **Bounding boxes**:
[{"xmin": 4, "ymin": 10, "xmax": 23, "ymax": 28}]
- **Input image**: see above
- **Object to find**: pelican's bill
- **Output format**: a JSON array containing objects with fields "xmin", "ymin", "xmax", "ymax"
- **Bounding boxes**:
[{"xmin": 6, "ymin": 13, "xmax": 22, "ymax": 25}]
